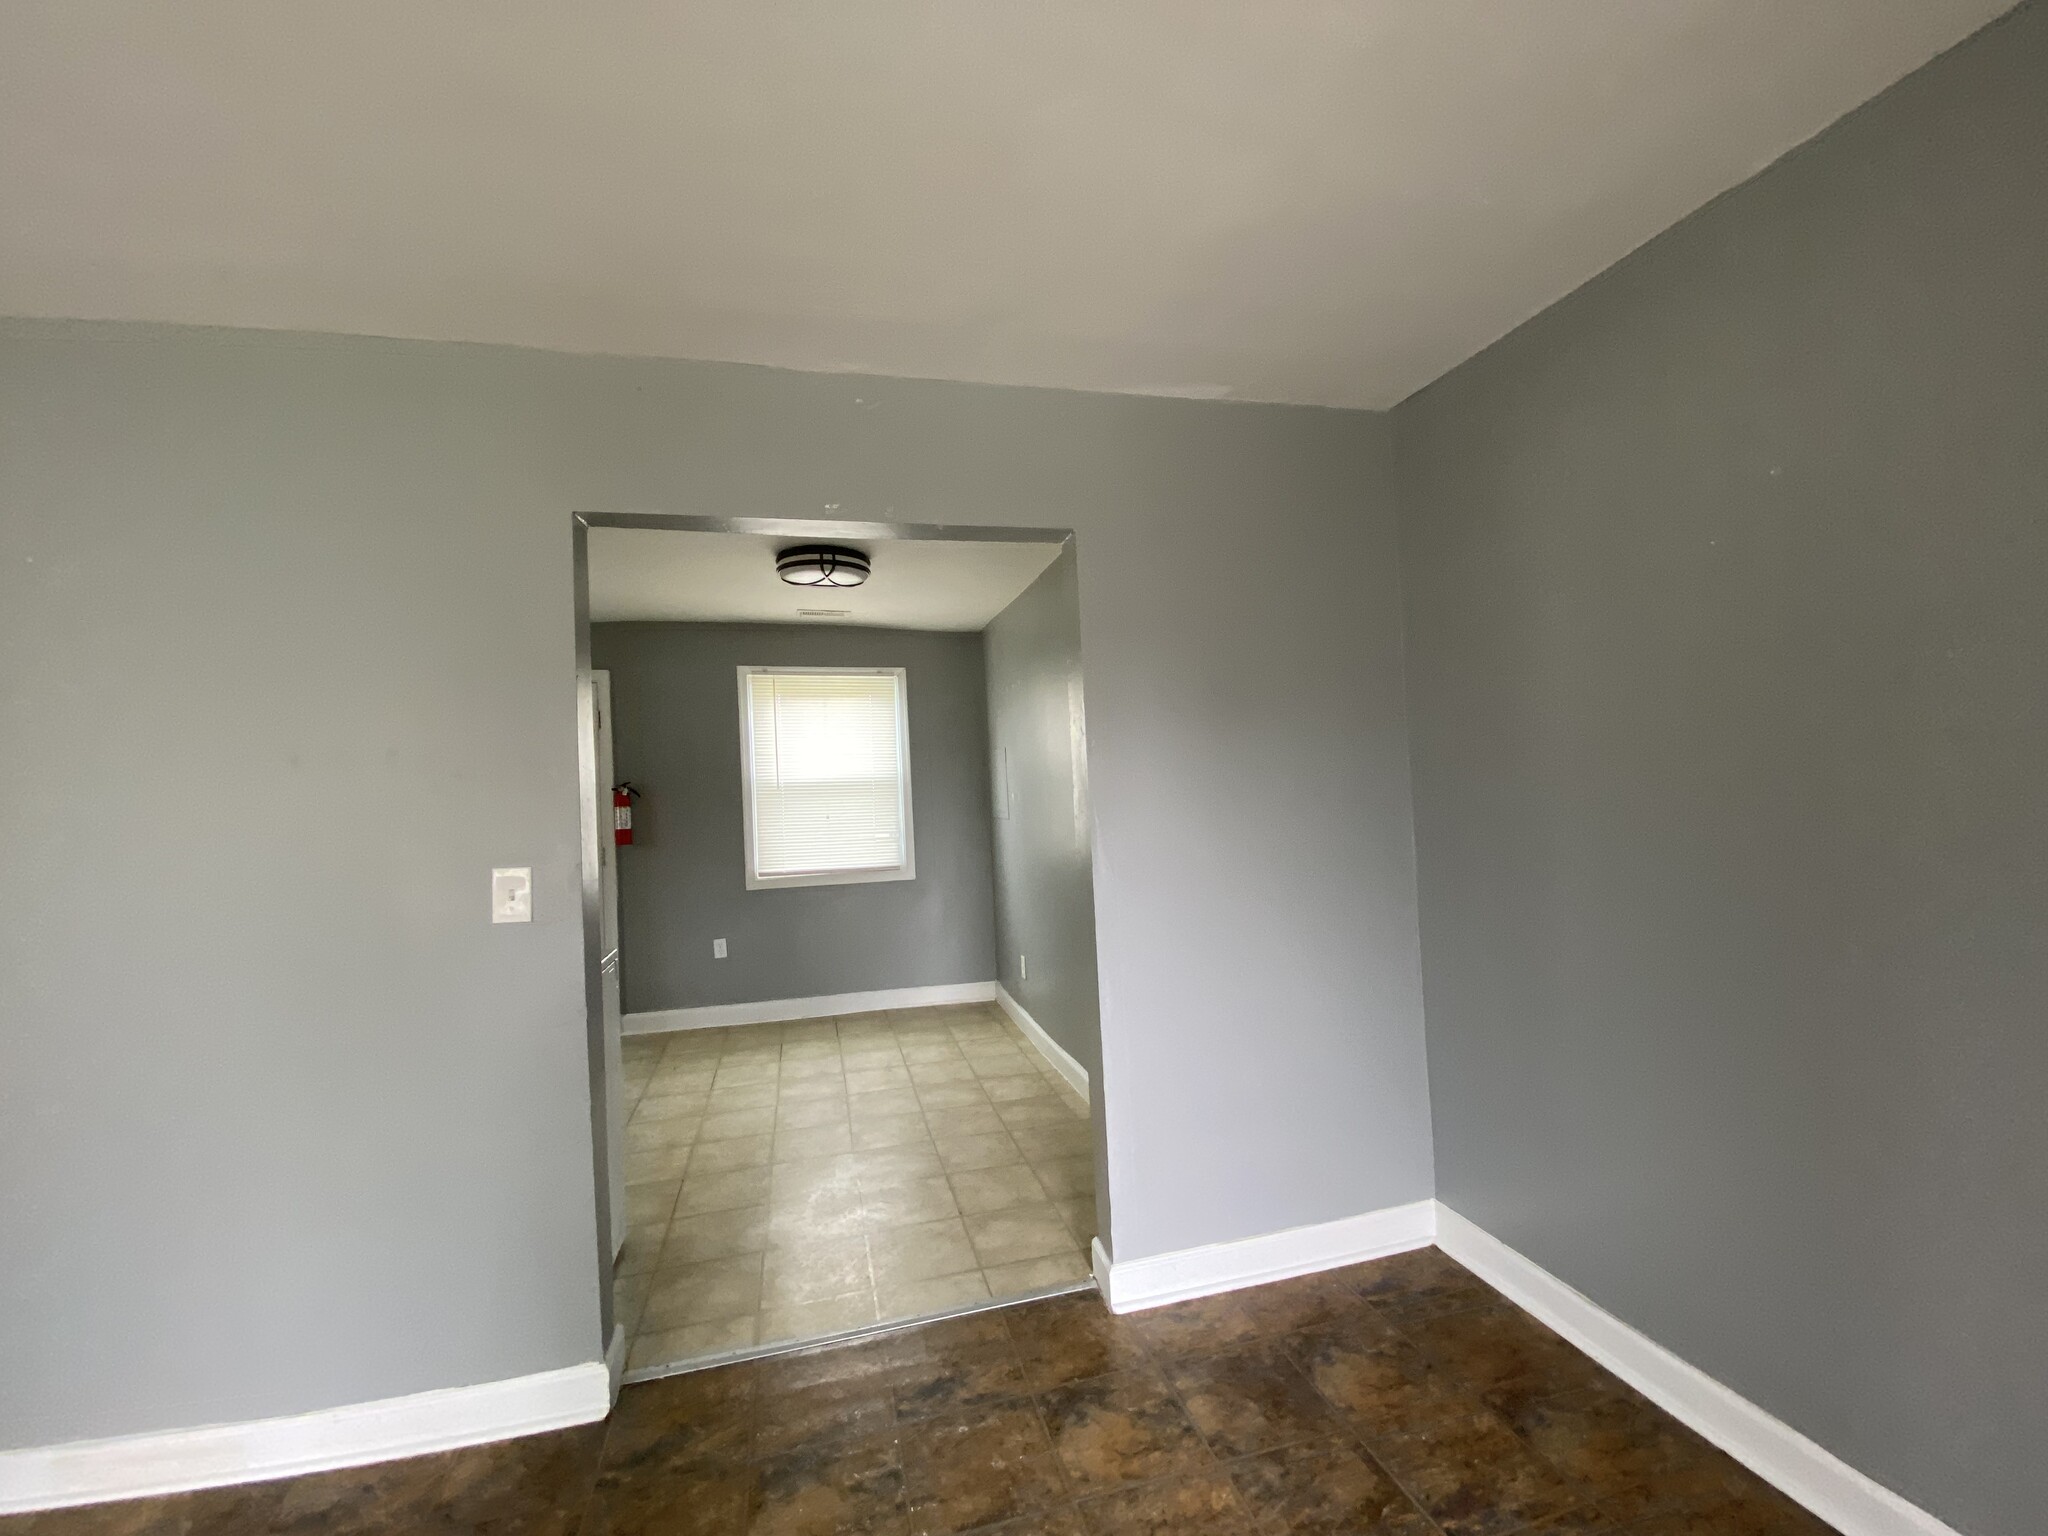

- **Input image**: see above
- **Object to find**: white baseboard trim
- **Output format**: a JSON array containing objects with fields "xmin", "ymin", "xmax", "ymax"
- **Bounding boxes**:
[
  {"xmin": 993, "ymin": 984, "xmax": 1089, "ymax": 1103},
  {"xmin": 0, "ymin": 1362, "xmax": 612, "ymax": 1516},
  {"xmin": 1433, "ymin": 1204, "xmax": 1963, "ymax": 1536},
  {"xmin": 1094, "ymin": 1199, "xmax": 1437, "ymax": 1314},
  {"xmin": 624, "ymin": 980, "xmax": 996, "ymax": 1034}
]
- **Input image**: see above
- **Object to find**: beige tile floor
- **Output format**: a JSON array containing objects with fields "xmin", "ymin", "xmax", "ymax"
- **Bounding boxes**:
[{"xmin": 615, "ymin": 1001, "xmax": 1096, "ymax": 1374}]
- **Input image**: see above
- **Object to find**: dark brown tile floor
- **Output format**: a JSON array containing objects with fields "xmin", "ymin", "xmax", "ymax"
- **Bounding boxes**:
[{"xmin": 3, "ymin": 1248, "xmax": 1837, "ymax": 1536}]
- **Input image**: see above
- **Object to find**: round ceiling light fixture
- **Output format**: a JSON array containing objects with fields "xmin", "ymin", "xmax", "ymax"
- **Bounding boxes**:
[{"xmin": 776, "ymin": 543, "xmax": 871, "ymax": 588}]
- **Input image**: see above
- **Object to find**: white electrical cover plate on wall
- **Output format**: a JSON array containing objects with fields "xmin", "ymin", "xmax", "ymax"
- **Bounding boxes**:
[{"xmin": 491, "ymin": 867, "xmax": 532, "ymax": 923}]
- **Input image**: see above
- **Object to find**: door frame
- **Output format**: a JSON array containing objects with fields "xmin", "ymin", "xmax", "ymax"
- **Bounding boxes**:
[{"xmin": 570, "ymin": 512, "xmax": 1085, "ymax": 1376}]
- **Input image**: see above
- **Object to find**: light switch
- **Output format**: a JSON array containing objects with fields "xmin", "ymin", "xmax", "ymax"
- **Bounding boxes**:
[
  {"xmin": 712, "ymin": 937, "xmax": 728, "ymax": 959},
  {"xmin": 491, "ymin": 867, "xmax": 532, "ymax": 923}
]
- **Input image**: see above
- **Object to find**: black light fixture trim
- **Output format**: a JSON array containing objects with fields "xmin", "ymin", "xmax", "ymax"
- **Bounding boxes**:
[{"xmin": 776, "ymin": 543, "xmax": 871, "ymax": 588}]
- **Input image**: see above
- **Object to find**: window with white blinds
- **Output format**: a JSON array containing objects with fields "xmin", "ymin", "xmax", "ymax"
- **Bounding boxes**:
[{"xmin": 738, "ymin": 667, "xmax": 915, "ymax": 888}]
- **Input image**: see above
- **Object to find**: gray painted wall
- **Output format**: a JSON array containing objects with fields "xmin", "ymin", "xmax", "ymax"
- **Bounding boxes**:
[
  {"xmin": 984, "ymin": 545, "xmax": 1102, "ymax": 1083},
  {"xmin": 983, "ymin": 545, "xmax": 1114, "ymax": 1247},
  {"xmin": 589, "ymin": 622, "xmax": 996, "ymax": 1012},
  {"xmin": 0, "ymin": 317, "xmax": 1431, "ymax": 1450},
  {"xmin": 1394, "ymin": 8, "xmax": 2048, "ymax": 1534}
]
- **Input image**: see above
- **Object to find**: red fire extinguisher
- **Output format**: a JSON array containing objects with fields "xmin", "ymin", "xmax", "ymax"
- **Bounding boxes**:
[{"xmin": 612, "ymin": 783, "xmax": 640, "ymax": 846}]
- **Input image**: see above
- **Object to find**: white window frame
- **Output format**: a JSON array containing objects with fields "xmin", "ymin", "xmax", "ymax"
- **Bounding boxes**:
[{"xmin": 737, "ymin": 665, "xmax": 917, "ymax": 891}]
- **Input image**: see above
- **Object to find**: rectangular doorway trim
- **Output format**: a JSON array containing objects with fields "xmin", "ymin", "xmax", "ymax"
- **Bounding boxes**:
[
  {"xmin": 0, "ymin": 1363, "xmax": 611, "ymax": 1516},
  {"xmin": 1092, "ymin": 1199, "xmax": 1437, "ymax": 1314},
  {"xmin": 623, "ymin": 981, "xmax": 998, "ymax": 1034},
  {"xmin": 1434, "ymin": 1205, "xmax": 1963, "ymax": 1536}
]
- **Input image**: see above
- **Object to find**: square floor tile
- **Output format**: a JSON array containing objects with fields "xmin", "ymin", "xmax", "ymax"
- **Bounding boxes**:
[
  {"xmin": 1364, "ymin": 1407, "xmax": 1583, "ymax": 1536},
  {"xmin": 1055, "ymin": 1197, "xmax": 1097, "ymax": 1244},
  {"xmin": 700, "ymin": 1107, "xmax": 777, "ymax": 1142},
  {"xmin": 666, "ymin": 1204, "xmax": 772, "ymax": 1263},
  {"xmin": 907, "ymin": 1060, "xmax": 977, "ymax": 1087},
  {"xmin": 763, "ymin": 1236, "xmax": 876, "ymax": 1308},
  {"xmin": 862, "ymin": 1175, "xmax": 960, "ymax": 1228},
  {"xmin": 933, "ymin": 1132, "xmax": 1021, "ymax": 1173},
  {"xmin": 689, "ymin": 1134, "xmax": 774, "ymax": 1173},
  {"xmin": 996, "ymin": 1099, "xmax": 1073, "ymax": 1130},
  {"xmin": 1225, "ymin": 1437, "xmax": 1434, "ymax": 1536},
  {"xmin": 913, "ymin": 1081, "xmax": 988, "ymax": 1110},
  {"xmin": 982, "ymin": 1076, "xmax": 1056, "ymax": 1104},
  {"xmin": 776, "ymin": 1123, "xmax": 857, "ymax": 1161},
  {"xmin": 848, "ymin": 1086, "xmax": 924, "ymax": 1119},
  {"xmin": 677, "ymin": 1165, "xmax": 774, "ymax": 1215},
  {"xmin": 626, "ymin": 1118, "xmax": 698, "ymax": 1153},
  {"xmin": 965, "ymin": 1203, "xmax": 1075, "ymax": 1267},
  {"xmin": 950, "ymin": 1163, "xmax": 1048, "ymax": 1215},
  {"xmin": 984, "ymin": 1249, "xmax": 1090, "ymax": 1296},
  {"xmin": 851, "ymin": 1113, "xmax": 931, "ymax": 1151},
  {"xmin": 925, "ymin": 1105, "xmax": 1005, "ymax": 1139},
  {"xmin": 640, "ymin": 1254, "xmax": 764, "ymax": 1330},
  {"xmin": 772, "ymin": 1153, "xmax": 864, "ymax": 1195},
  {"xmin": 776, "ymin": 1097, "xmax": 851, "ymax": 1131},
  {"xmin": 710, "ymin": 1081, "xmax": 779, "ymax": 1112},
  {"xmin": 617, "ymin": 1225, "xmax": 667, "ymax": 1277},
  {"xmin": 1075, "ymin": 1470, "xmax": 1247, "ymax": 1536},
  {"xmin": 902, "ymin": 1398, "xmax": 1067, "ymax": 1536},
  {"xmin": 780, "ymin": 1055, "xmax": 844, "ymax": 1081},
  {"xmin": 878, "ymin": 1269, "xmax": 991, "ymax": 1322},
  {"xmin": 1012, "ymin": 1124, "xmax": 1091, "ymax": 1162},
  {"xmin": 628, "ymin": 1315, "xmax": 760, "ymax": 1373},
  {"xmin": 1499, "ymin": 1382, "xmax": 1756, "ymax": 1524},
  {"xmin": 851, "ymin": 1146, "xmax": 946, "ymax": 1189},
  {"xmin": 632, "ymin": 1092, "xmax": 707, "ymax": 1122},
  {"xmin": 1037, "ymin": 1369, "xmax": 1210, "ymax": 1493},
  {"xmin": 1166, "ymin": 1339, "xmax": 1341, "ymax": 1457},
  {"xmin": 1004, "ymin": 1294, "xmax": 1154, "ymax": 1390},
  {"xmin": 769, "ymin": 1185, "xmax": 870, "ymax": 1244},
  {"xmin": 759, "ymin": 1290, "xmax": 882, "ymax": 1348},
  {"xmin": 778, "ymin": 1074, "xmax": 847, "ymax": 1104},
  {"xmin": 624, "ymin": 1180, "xmax": 681, "ymax": 1229},
  {"xmin": 869, "ymin": 1217, "xmax": 980, "ymax": 1287},
  {"xmin": 1031, "ymin": 1156, "xmax": 1094, "ymax": 1200}
]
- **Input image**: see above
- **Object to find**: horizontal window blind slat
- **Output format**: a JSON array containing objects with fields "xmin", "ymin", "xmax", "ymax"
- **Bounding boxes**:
[{"xmin": 745, "ymin": 671, "xmax": 908, "ymax": 879}]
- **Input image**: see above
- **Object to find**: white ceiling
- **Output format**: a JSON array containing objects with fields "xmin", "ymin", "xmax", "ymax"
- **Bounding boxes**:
[
  {"xmin": 588, "ymin": 530, "xmax": 1064, "ymax": 631},
  {"xmin": 0, "ymin": 2, "xmax": 2014, "ymax": 408}
]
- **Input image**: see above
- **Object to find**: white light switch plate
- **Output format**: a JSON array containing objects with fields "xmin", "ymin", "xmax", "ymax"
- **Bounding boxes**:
[{"xmin": 491, "ymin": 867, "xmax": 532, "ymax": 923}]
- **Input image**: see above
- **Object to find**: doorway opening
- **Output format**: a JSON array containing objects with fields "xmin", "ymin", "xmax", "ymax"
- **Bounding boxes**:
[{"xmin": 574, "ymin": 514, "xmax": 1107, "ymax": 1381}]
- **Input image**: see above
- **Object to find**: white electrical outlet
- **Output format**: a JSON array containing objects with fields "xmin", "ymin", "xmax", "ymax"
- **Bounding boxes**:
[
  {"xmin": 1019, "ymin": 954, "xmax": 1027, "ymax": 980},
  {"xmin": 491, "ymin": 867, "xmax": 532, "ymax": 924},
  {"xmin": 713, "ymin": 938, "xmax": 728, "ymax": 959}
]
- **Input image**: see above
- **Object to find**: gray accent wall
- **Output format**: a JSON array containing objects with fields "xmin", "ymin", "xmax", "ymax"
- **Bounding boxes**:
[
  {"xmin": 1394, "ymin": 7, "xmax": 2048, "ymax": 1534},
  {"xmin": 984, "ymin": 545, "xmax": 1102, "ymax": 1083},
  {"xmin": 0, "ymin": 317, "xmax": 1431, "ymax": 1451},
  {"xmin": 983, "ymin": 545, "xmax": 1113, "ymax": 1245},
  {"xmin": 589, "ymin": 622, "xmax": 996, "ymax": 1012}
]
